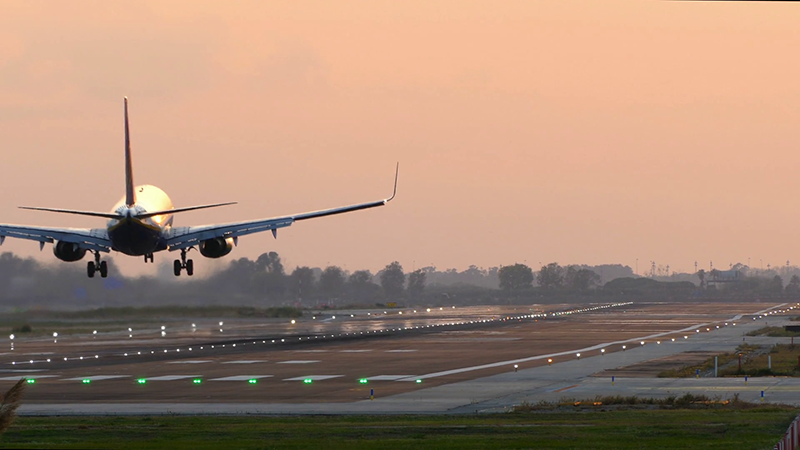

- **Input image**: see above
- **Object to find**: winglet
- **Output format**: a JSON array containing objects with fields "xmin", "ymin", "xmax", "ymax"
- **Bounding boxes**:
[
  {"xmin": 124, "ymin": 97, "xmax": 136, "ymax": 207},
  {"xmin": 386, "ymin": 162, "xmax": 399, "ymax": 203}
]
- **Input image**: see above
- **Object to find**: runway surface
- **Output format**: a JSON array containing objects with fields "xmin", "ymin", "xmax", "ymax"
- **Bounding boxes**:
[{"xmin": 3, "ymin": 301, "xmax": 796, "ymax": 415}]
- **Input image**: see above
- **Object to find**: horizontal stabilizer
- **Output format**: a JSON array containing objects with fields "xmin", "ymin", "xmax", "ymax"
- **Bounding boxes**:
[
  {"xmin": 19, "ymin": 206, "xmax": 121, "ymax": 219},
  {"xmin": 135, "ymin": 202, "xmax": 237, "ymax": 219}
]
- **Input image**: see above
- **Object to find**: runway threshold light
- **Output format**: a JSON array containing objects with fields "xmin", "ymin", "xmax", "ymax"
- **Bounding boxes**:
[
  {"xmin": 415, "ymin": 379, "xmax": 422, "ymax": 384},
  {"xmin": 26, "ymin": 379, "xmax": 35, "ymax": 384},
  {"xmin": 303, "ymin": 378, "xmax": 313, "ymax": 384},
  {"xmin": 193, "ymin": 379, "xmax": 202, "ymax": 384},
  {"xmin": 359, "ymin": 378, "xmax": 369, "ymax": 384},
  {"xmin": 249, "ymin": 379, "xmax": 258, "ymax": 384},
  {"xmin": 137, "ymin": 379, "xmax": 146, "ymax": 384},
  {"xmin": 82, "ymin": 379, "xmax": 91, "ymax": 384}
]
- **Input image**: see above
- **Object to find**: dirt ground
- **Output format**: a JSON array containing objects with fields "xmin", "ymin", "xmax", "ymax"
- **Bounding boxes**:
[{"xmin": 0, "ymin": 302, "xmax": 781, "ymax": 404}]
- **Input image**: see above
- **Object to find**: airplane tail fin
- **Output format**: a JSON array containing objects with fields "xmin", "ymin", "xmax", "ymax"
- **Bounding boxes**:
[{"xmin": 124, "ymin": 97, "xmax": 136, "ymax": 207}]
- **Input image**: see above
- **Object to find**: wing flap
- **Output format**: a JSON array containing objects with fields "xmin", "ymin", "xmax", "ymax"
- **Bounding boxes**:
[{"xmin": 0, "ymin": 224, "xmax": 112, "ymax": 253}]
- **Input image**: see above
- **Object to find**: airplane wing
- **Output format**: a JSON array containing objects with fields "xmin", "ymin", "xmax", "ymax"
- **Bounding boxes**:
[
  {"xmin": 166, "ymin": 199, "xmax": 389, "ymax": 251},
  {"xmin": 0, "ymin": 224, "xmax": 113, "ymax": 253},
  {"xmin": 166, "ymin": 164, "xmax": 399, "ymax": 251}
]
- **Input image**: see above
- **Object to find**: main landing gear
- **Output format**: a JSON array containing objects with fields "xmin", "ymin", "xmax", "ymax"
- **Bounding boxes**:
[
  {"xmin": 174, "ymin": 248, "xmax": 194, "ymax": 277},
  {"xmin": 87, "ymin": 251, "xmax": 108, "ymax": 278}
]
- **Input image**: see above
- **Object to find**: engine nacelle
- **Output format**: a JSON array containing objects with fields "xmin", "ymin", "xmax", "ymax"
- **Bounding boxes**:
[
  {"xmin": 53, "ymin": 241, "xmax": 87, "ymax": 262},
  {"xmin": 199, "ymin": 237, "xmax": 234, "ymax": 259}
]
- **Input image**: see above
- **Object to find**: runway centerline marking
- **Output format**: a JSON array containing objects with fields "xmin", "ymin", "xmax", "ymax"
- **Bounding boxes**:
[
  {"xmin": 339, "ymin": 350, "xmax": 372, "ymax": 353},
  {"xmin": 221, "ymin": 360, "xmax": 266, "ymax": 364},
  {"xmin": 210, "ymin": 375, "xmax": 273, "ymax": 381},
  {"xmin": 385, "ymin": 350, "xmax": 417, "ymax": 353},
  {"xmin": 62, "ymin": 375, "xmax": 129, "ymax": 381},
  {"xmin": 283, "ymin": 375, "xmax": 343, "ymax": 381},
  {"xmin": 143, "ymin": 375, "xmax": 202, "ymax": 381},
  {"xmin": 0, "ymin": 375, "xmax": 59, "ymax": 381},
  {"xmin": 167, "ymin": 360, "xmax": 211, "ymax": 364}
]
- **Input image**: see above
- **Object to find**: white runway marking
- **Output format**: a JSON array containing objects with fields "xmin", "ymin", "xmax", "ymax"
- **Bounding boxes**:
[
  {"xmin": 62, "ymin": 375, "xmax": 129, "ymax": 381},
  {"xmin": 0, "ymin": 375, "xmax": 59, "ymax": 381},
  {"xmin": 385, "ymin": 350, "xmax": 417, "ymax": 353},
  {"xmin": 366, "ymin": 375, "xmax": 417, "ymax": 381},
  {"xmin": 294, "ymin": 350, "xmax": 328, "ymax": 353},
  {"xmin": 2, "ymin": 369, "xmax": 47, "ymax": 373},
  {"xmin": 23, "ymin": 352, "xmax": 54, "ymax": 355},
  {"xmin": 167, "ymin": 360, "xmax": 211, "ymax": 364},
  {"xmin": 221, "ymin": 360, "xmax": 267, "ymax": 364},
  {"xmin": 143, "ymin": 375, "xmax": 201, "ymax": 381},
  {"xmin": 283, "ymin": 375, "xmax": 343, "ymax": 381},
  {"xmin": 339, "ymin": 350, "xmax": 372, "ymax": 353},
  {"xmin": 209, "ymin": 375, "xmax": 273, "ymax": 381},
  {"xmin": 277, "ymin": 360, "xmax": 320, "ymax": 364}
]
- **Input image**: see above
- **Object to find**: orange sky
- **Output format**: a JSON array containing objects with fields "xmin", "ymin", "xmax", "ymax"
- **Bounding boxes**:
[{"xmin": 1, "ymin": 1, "xmax": 799, "ymax": 277}]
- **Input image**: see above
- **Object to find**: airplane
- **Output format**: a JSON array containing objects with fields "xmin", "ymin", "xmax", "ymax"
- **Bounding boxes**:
[{"xmin": 0, "ymin": 98, "xmax": 398, "ymax": 278}]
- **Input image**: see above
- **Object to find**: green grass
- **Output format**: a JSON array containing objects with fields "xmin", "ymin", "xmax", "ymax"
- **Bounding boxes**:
[
  {"xmin": 719, "ymin": 344, "xmax": 800, "ymax": 377},
  {"xmin": 1, "ymin": 408, "xmax": 796, "ymax": 449},
  {"xmin": 657, "ymin": 344, "xmax": 760, "ymax": 378},
  {"xmin": 746, "ymin": 326, "xmax": 800, "ymax": 337}
]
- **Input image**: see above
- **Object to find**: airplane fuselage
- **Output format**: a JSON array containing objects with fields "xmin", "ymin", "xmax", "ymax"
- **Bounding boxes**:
[{"xmin": 107, "ymin": 185, "xmax": 173, "ymax": 256}]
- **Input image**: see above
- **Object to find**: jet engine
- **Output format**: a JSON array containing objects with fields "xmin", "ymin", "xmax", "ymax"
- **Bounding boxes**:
[
  {"xmin": 199, "ymin": 237, "xmax": 234, "ymax": 258},
  {"xmin": 53, "ymin": 241, "xmax": 87, "ymax": 262}
]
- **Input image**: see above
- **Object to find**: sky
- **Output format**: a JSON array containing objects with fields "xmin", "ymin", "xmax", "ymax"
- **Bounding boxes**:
[{"xmin": 1, "ymin": 1, "xmax": 799, "ymax": 278}]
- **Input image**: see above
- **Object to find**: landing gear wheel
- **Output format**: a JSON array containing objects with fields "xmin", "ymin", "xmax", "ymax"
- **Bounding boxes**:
[
  {"xmin": 186, "ymin": 259, "xmax": 194, "ymax": 276},
  {"xmin": 87, "ymin": 261, "xmax": 96, "ymax": 278},
  {"xmin": 174, "ymin": 260, "xmax": 182, "ymax": 277},
  {"xmin": 99, "ymin": 261, "xmax": 108, "ymax": 278}
]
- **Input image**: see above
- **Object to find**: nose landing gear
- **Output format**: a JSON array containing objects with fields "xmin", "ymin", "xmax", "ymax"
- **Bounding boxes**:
[
  {"xmin": 173, "ymin": 248, "xmax": 194, "ymax": 276},
  {"xmin": 87, "ymin": 252, "xmax": 108, "ymax": 278}
]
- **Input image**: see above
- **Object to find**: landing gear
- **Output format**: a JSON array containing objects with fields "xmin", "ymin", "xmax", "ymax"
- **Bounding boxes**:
[
  {"xmin": 87, "ymin": 252, "xmax": 108, "ymax": 278},
  {"xmin": 173, "ymin": 248, "xmax": 194, "ymax": 277},
  {"xmin": 144, "ymin": 253, "xmax": 154, "ymax": 263}
]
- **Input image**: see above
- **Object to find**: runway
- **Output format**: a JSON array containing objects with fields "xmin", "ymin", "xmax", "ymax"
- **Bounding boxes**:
[{"xmin": 4, "ymin": 301, "xmax": 796, "ymax": 415}]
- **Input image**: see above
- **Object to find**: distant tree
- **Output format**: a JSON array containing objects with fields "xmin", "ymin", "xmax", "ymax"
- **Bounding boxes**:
[
  {"xmin": 407, "ymin": 269, "xmax": 426, "ymax": 299},
  {"xmin": 787, "ymin": 275, "xmax": 800, "ymax": 293},
  {"xmin": 347, "ymin": 270, "xmax": 381, "ymax": 302},
  {"xmin": 255, "ymin": 252, "xmax": 284, "ymax": 275},
  {"xmin": 319, "ymin": 266, "xmax": 346, "ymax": 298},
  {"xmin": 696, "ymin": 269, "xmax": 706, "ymax": 288},
  {"xmin": 537, "ymin": 263, "xmax": 564, "ymax": 290},
  {"xmin": 770, "ymin": 275, "xmax": 784, "ymax": 293},
  {"xmin": 288, "ymin": 267, "xmax": 316, "ymax": 300},
  {"xmin": 498, "ymin": 264, "xmax": 533, "ymax": 292},
  {"xmin": 564, "ymin": 266, "xmax": 601, "ymax": 291},
  {"xmin": 380, "ymin": 261, "xmax": 405, "ymax": 299}
]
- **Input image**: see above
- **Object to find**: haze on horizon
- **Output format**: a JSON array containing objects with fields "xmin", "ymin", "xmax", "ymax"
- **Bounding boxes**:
[{"xmin": 1, "ymin": 1, "xmax": 799, "ymax": 278}]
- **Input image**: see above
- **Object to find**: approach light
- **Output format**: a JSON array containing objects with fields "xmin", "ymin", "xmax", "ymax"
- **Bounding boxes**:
[
  {"xmin": 548, "ymin": 358, "xmax": 553, "ymax": 365},
  {"xmin": 640, "ymin": 341, "xmax": 645, "ymax": 346},
  {"xmin": 53, "ymin": 332, "xmax": 58, "ymax": 338},
  {"xmin": 576, "ymin": 353, "xmax": 581, "ymax": 359},
  {"xmin": 93, "ymin": 330, "xmax": 97, "ymax": 336},
  {"xmin": 8, "ymin": 334, "xmax": 13, "ymax": 340},
  {"xmin": 671, "ymin": 338, "xmax": 675, "ymax": 342},
  {"xmin": 359, "ymin": 378, "xmax": 368, "ymax": 384},
  {"xmin": 161, "ymin": 326, "xmax": 165, "ymax": 330},
  {"xmin": 601, "ymin": 349, "xmax": 605, "ymax": 354}
]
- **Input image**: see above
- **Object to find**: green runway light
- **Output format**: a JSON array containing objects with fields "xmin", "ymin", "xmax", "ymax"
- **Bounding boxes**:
[
  {"xmin": 26, "ymin": 379, "xmax": 35, "ymax": 384},
  {"xmin": 82, "ymin": 379, "xmax": 91, "ymax": 384},
  {"xmin": 248, "ymin": 379, "xmax": 257, "ymax": 384},
  {"xmin": 415, "ymin": 379, "xmax": 422, "ymax": 384},
  {"xmin": 359, "ymin": 378, "xmax": 368, "ymax": 384},
  {"xmin": 137, "ymin": 379, "xmax": 147, "ymax": 384},
  {"xmin": 193, "ymin": 379, "xmax": 202, "ymax": 384},
  {"xmin": 303, "ymin": 378, "xmax": 313, "ymax": 384}
]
